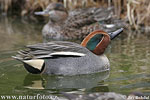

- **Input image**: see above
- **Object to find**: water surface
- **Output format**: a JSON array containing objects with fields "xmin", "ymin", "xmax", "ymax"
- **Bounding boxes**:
[{"xmin": 0, "ymin": 17, "xmax": 150, "ymax": 98}]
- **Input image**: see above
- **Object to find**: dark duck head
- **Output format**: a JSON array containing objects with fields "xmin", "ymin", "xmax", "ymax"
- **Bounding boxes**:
[
  {"xmin": 35, "ymin": 3, "xmax": 68, "ymax": 23},
  {"xmin": 81, "ymin": 28, "xmax": 123, "ymax": 55}
]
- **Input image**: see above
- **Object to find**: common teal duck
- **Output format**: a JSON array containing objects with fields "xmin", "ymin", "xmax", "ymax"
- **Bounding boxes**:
[
  {"xmin": 34, "ymin": 3, "xmax": 116, "ymax": 40},
  {"xmin": 13, "ymin": 28, "xmax": 123, "ymax": 76}
]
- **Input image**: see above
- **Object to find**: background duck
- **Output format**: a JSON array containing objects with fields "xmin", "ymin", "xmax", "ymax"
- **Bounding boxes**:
[
  {"xmin": 12, "ymin": 28, "xmax": 123, "ymax": 76},
  {"xmin": 35, "ymin": 3, "xmax": 124, "ymax": 41}
]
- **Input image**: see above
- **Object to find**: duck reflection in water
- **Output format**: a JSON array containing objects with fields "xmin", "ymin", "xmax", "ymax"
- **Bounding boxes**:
[{"xmin": 23, "ymin": 71, "xmax": 109, "ymax": 90}]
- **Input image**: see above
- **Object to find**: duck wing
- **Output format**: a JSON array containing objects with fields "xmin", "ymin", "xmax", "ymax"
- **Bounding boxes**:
[
  {"xmin": 61, "ymin": 7, "xmax": 113, "ymax": 39},
  {"xmin": 13, "ymin": 41, "xmax": 87, "ymax": 60},
  {"xmin": 67, "ymin": 7, "xmax": 113, "ymax": 27}
]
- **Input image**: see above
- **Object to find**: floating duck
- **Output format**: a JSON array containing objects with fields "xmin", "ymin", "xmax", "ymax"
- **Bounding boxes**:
[
  {"xmin": 12, "ymin": 28, "xmax": 123, "ymax": 76},
  {"xmin": 34, "ymin": 3, "xmax": 116, "ymax": 40}
]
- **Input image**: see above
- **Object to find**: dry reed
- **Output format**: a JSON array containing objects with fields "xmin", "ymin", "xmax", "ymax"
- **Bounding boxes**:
[{"xmin": 0, "ymin": 0, "xmax": 150, "ymax": 30}]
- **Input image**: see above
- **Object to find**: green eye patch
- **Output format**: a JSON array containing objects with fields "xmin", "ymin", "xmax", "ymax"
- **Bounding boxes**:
[{"xmin": 86, "ymin": 34, "xmax": 103, "ymax": 50}]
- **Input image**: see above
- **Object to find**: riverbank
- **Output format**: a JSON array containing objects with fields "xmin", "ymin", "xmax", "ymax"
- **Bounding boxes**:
[{"xmin": 0, "ymin": 0, "xmax": 150, "ymax": 32}]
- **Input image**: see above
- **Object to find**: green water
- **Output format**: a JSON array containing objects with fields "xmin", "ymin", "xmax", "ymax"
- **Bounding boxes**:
[{"xmin": 0, "ymin": 17, "xmax": 150, "ymax": 98}]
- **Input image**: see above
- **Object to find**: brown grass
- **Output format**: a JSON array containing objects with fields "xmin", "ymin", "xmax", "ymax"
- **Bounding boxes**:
[
  {"xmin": 0, "ymin": 0, "xmax": 150, "ymax": 30},
  {"xmin": 127, "ymin": 0, "xmax": 150, "ymax": 29}
]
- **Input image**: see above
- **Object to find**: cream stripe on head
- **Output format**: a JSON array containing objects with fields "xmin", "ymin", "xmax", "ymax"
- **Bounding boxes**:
[{"xmin": 23, "ymin": 59, "xmax": 44, "ymax": 71}]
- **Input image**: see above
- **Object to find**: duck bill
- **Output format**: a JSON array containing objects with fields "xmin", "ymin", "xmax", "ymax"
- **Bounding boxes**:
[
  {"xmin": 34, "ymin": 11, "xmax": 49, "ymax": 16},
  {"xmin": 108, "ymin": 28, "xmax": 124, "ymax": 40}
]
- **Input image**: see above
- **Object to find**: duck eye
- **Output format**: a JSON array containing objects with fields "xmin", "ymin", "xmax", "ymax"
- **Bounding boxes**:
[{"xmin": 98, "ymin": 34, "xmax": 104, "ymax": 41}]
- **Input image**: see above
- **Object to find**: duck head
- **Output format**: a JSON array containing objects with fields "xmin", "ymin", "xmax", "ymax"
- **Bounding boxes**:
[
  {"xmin": 35, "ymin": 3, "xmax": 68, "ymax": 22},
  {"xmin": 81, "ymin": 28, "xmax": 123, "ymax": 55}
]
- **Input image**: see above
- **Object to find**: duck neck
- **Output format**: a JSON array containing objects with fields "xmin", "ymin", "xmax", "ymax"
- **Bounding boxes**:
[{"xmin": 81, "ymin": 30, "xmax": 110, "ymax": 55}]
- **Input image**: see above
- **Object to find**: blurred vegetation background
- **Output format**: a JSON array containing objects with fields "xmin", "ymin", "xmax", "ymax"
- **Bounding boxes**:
[{"xmin": 0, "ymin": 0, "xmax": 150, "ymax": 31}]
